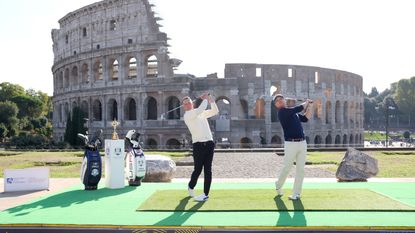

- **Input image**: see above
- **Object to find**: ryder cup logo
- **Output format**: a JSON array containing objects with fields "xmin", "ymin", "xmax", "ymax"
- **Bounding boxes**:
[{"xmin": 6, "ymin": 178, "xmax": 13, "ymax": 184}]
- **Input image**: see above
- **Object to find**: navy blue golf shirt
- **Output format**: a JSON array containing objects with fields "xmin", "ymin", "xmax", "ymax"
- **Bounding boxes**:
[{"xmin": 277, "ymin": 105, "xmax": 308, "ymax": 141}]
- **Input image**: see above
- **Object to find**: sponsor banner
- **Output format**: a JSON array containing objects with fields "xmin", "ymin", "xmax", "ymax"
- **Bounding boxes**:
[{"xmin": 4, "ymin": 167, "xmax": 49, "ymax": 192}]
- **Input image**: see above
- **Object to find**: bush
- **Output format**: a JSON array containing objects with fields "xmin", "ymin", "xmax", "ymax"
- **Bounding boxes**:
[
  {"xmin": 10, "ymin": 134, "xmax": 48, "ymax": 148},
  {"xmin": 403, "ymin": 131, "xmax": 411, "ymax": 139},
  {"xmin": 0, "ymin": 123, "xmax": 8, "ymax": 141}
]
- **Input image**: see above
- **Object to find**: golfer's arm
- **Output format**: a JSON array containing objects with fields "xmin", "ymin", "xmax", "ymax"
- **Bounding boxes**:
[
  {"xmin": 186, "ymin": 99, "xmax": 208, "ymax": 120},
  {"xmin": 201, "ymin": 102, "xmax": 219, "ymax": 118},
  {"xmin": 286, "ymin": 105, "xmax": 305, "ymax": 114}
]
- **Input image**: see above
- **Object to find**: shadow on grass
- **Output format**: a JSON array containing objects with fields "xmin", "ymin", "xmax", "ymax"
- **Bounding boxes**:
[
  {"xmin": 155, "ymin": 196, "xmax": 205, "ymax": 226},
  {"xmin": 274, "ymin": 196, "xmax": 307, "ymax": 226},
  {"xmin": 5, "ymin": 186, "xmax": 136, "ymax": 216}
]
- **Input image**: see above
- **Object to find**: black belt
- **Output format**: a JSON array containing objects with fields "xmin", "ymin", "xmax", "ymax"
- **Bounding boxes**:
[
  {"xmin": 193, "ymin": 140, "xmax": 214, "ymax": 146},
  {"xmin": 286, "ymin": 138, "xmax": 305, "ymax": 142}
]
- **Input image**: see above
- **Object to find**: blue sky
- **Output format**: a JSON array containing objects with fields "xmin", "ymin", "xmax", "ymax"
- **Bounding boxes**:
[{"xmin": 1, "ymin": 0, "xmax": 414, "ymax": 95}]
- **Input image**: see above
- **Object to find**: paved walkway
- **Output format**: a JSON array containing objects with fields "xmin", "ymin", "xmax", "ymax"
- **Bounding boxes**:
[{"xmin": 174, "ymin": 152, "xmax": 334, "ymax": 178}]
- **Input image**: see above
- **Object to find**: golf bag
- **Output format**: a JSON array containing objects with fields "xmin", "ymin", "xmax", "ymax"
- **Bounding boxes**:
[
  {"xmin": 78, "ymin": 129, "xmax": 103, "ymax": 190},
  {"xmin": 125, "ymin": 130, "xmax": 146, "ymax": 186}
]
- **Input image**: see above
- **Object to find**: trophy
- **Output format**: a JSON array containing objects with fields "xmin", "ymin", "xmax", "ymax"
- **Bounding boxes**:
[{"xmin": 111, "ymin": 119, "xmax": 120, "ymax": 140}]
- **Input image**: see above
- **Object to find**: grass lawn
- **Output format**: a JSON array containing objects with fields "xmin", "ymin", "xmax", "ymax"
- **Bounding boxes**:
[
  {"xmin": 307, "ymin": 151, "xmax": 415, "ymax": 177},
  {"xmin": 0, "ymin": 150, "xmax": 188, "ymax": 178}
]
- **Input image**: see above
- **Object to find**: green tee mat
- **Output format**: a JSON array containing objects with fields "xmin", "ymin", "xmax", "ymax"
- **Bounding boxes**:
[
  {"xmin": 138, "ymin": 189, "xmax": 415, "ymax": 212},
  {"xmin": 1, "ymin": 182, "xmax": 415, "ymax": 227}
]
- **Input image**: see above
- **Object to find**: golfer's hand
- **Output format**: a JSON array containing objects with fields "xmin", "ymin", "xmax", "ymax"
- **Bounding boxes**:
[
  {"xmin": 208, "ymin": 95, "xmax": 215, "ymax": 104},
  {"xmin": 201, "ymin": 92, "xmax": 209, "ymax": 100}
]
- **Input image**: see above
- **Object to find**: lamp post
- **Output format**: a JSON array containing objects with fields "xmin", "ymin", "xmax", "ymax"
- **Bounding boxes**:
[{"xmin": 385, "ymin": 105, "xmax": 395, "ymax": 148}]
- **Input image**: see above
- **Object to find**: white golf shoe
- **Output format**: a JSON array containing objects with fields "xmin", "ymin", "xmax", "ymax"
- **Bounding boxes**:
[
  {"xmin": 194, "ymin": 193, "xmax": 209, "ymax": 202},
  {"xmin": 288, "ymin": 194, "xmax": 301, "ymax": 200}
]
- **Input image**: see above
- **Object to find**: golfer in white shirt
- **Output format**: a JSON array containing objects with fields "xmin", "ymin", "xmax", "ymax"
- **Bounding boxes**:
[{"xmin": 182, "ymin": 92, "xmax": 218, "ymax": 202}]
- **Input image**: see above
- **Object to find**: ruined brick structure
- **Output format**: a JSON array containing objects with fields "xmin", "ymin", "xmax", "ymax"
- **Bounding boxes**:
[{"xmin": 52, "ymin": 0, "xmax": 364, "ymax": 148}]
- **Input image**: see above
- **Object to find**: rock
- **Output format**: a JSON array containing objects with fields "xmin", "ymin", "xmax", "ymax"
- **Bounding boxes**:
[
  {"xmin": 143, "ymin": 154, "xmax": 176, "ymax": 182},
  {"xmin": 336, "ymin": 147, "xmax": 378, "ymax": 182}
]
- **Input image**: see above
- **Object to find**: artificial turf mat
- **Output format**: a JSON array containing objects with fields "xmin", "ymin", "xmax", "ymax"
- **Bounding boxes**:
[
  {"xmin": 1, "ymin": 182, "xmax": 415, "ymax": 227},
  {"xmin": 138, "ymin": 189, "xmax": 415, "ymax": 212}
]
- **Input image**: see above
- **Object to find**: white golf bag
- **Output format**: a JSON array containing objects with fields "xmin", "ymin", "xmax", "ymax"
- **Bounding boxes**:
[{"xmin": 125, "ymin": 130, "xmax": 146, "ymax": 186}]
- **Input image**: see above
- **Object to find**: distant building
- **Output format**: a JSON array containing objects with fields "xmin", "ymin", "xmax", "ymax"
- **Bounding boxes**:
[{"xmin": 51, "ymin": 0, "xmax": 364, "ymax": 148}]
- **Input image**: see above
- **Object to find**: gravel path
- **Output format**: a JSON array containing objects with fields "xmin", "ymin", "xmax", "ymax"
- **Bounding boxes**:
[{"xmin": 174, "ymin": 152, "xmax": 335, "ymax": 179}]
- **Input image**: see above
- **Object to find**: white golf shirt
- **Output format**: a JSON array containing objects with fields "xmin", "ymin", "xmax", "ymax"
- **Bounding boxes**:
[{"xmin": 184, "ymin": 99, "xmax": 219, "ymax": 143}]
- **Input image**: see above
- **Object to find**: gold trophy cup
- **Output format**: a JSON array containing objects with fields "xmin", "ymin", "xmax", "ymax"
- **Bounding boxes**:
[{"xmin": 111, "ymin": 119, "xmax": 120, "ymax": 140}]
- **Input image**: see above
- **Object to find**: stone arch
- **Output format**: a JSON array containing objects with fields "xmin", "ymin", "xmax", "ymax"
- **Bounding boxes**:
[
  {"xmin": 146, "ymin": 138, "xmax": 158, "ymax": 149},
  {"xmin": 355, "ymin": 102, "xmax": 360, "ymax": 128},
  {"xmin": 305, "ymin": 136, "xmax": 310, "ymax": 144},
  {"xmin": 64, "ymin": 68, "xmax": 70, "ymax": 87},
  {"xmin": 71, "ymin": 66, "xmax": 78, "ymax": 85},
  {"xmin": 314, "ymin": 99, "xmax": 322, "ymax": 121},
  {"xmin": 349, "ymin": 134, "xmax": 354, "ymax": 146},
  {"xmin": 145, "ymin": 96, "xmax": 158, "ymax": 120},
  {"xmin": 92, "ymin": 99, "xmax": 102, "ymax": 121},
  {"xmin": 59, "ymin": 71, "xmax": 64, "ymax": 89},
  {"xmin": 166, "ymin": 138, "xmax": 181, "ymax": 149},
  {"xmin": 343, "ymin": 134, "xmax": 348, "ymax": 146},
  {"xmin": 335, "ymin": 101, "xmax": 341, "ymax": 123},
  {"xmin": 349, "ymin": 101, "xmax": 354, "ymax": 126},
  {"xmin": 146, "ymin": 55, "xmax": 158, "ymax": 77},
  {"xmin": 59, "ymin": 104, "xmax": 63, "ymax": 122},
  {"xmin": 325, "ymin": 134, "xmax": 332, "ymax": 146},
  {"xmin": 343, "ymin": 101, "xmax": 348, "ymax": 126},
  {"xmin": 271, "ymin": 135, "xmax": 282, "ymax": 147},
  {"xmin": 109, "ymin": 59, "xmax": 119, "ymax": 80},
  {"xmin": 108, "ymin": 99, "xmax": 118, "ymax": 121},
  {"xmin": 81, "ymin": 63, "xmax": 89, "ymax": 83},
  {"xmin": 81, "ymin": 100, "xmax": 89, "ymax": 118},
  {"xmin": 314, "ymin": 135, "xmax": 322, "ymax": 147},
  {"xmin": 355, "ymin": 134, "xmax": 359, "ymax": 145},
  {"xmin": 335, "ymin": 135, "xmax": 341, "ymax": 146},
  {"xmin": 240, "ymin": 99, "xmax": 249, "ymax": 119},
  {"xmin": 126, "ymin": 56, "xmax": 137, "ymax": 79},
  {"xmin": 64, "ymin": 102, "xmax": 69, "ymax": 120},
  {"xmin": 254, "ymin": 98, "xmax": 265, "ymax": 119},
  {"xmin": 216, "ymin": 96, "xmax": 231, "ymax": 118},
  {"xmin": 125, "ymin": 98, "xmax": 137, "ymax": 120},
  {"xmin": 93, "ymin": 60, "xmax": 103, "ymax": 81},
  {"xmin": 325, "ymin": 101, "xmax": 332, "ymax": 124},
  {"xmin": 166, "ymin": 96, "xmax": 180, "ymax": 120},
  {"xmin": 240, "ymin": 137, "xmax": 253, "ymax": 148}
]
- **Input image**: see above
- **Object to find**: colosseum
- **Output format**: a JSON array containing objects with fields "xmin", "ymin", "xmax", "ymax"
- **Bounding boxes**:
[{"xmin": 51, "ymin": 0, "xmax": 364, "ymax": 149}]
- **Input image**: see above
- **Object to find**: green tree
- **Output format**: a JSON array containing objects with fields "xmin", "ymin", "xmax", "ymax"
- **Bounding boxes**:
[
  {"xmin": 395, "ymin": 77, "xmax": 415, "ymax": 128},
  {"xmin": 11, "ymin": 95, "xmax": 43, "ymax": 119},
  {"xmin": 63, "ymin": 107, "xmax": 87, "ymax": 146},
  {"xmin": 63, "ymin": 113, "xmax": 73, "ymax": 145},
  {"xmin": 0, "ymin": 123, "xmax": 8, "ymax": 141},
  {"xmin": 0, "ymin": 82, "xmax": 25, "ymax": 102},
  {"xmin": 0, "ymin": 101, "xmax": 20, "ymax": 137},
  {"xmin": 368, "ymin": 87, "xmax": 379, "ymax": 98}
]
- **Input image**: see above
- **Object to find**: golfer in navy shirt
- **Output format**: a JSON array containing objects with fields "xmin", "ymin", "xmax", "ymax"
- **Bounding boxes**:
[{"xmin": 273, "ymin": 94, "xmax": 313, "ymax": 200}]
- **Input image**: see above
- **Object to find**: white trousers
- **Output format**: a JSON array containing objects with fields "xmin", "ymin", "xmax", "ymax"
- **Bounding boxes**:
[{"xmin": 276, "ymin": 140, "xmax": 307, "ymax": 195}]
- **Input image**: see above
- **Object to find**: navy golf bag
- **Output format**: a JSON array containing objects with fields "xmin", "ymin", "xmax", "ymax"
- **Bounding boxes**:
[
  {"xmin": 78, "ymin": 129, "xmax": 103, "ymax": 190},
  {"xmin": 125, "ymin": 130, "xmax": 146, "ymax": 186}
]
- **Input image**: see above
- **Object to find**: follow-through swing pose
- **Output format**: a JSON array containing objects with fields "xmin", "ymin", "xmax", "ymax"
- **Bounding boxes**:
[
  {"xmin": 273, "ymin": 94, "xmax": 313, "ymax": 200},
  {"xmin": 182, "ymin": 92, "xmax": 219, "ymax": 202}
]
